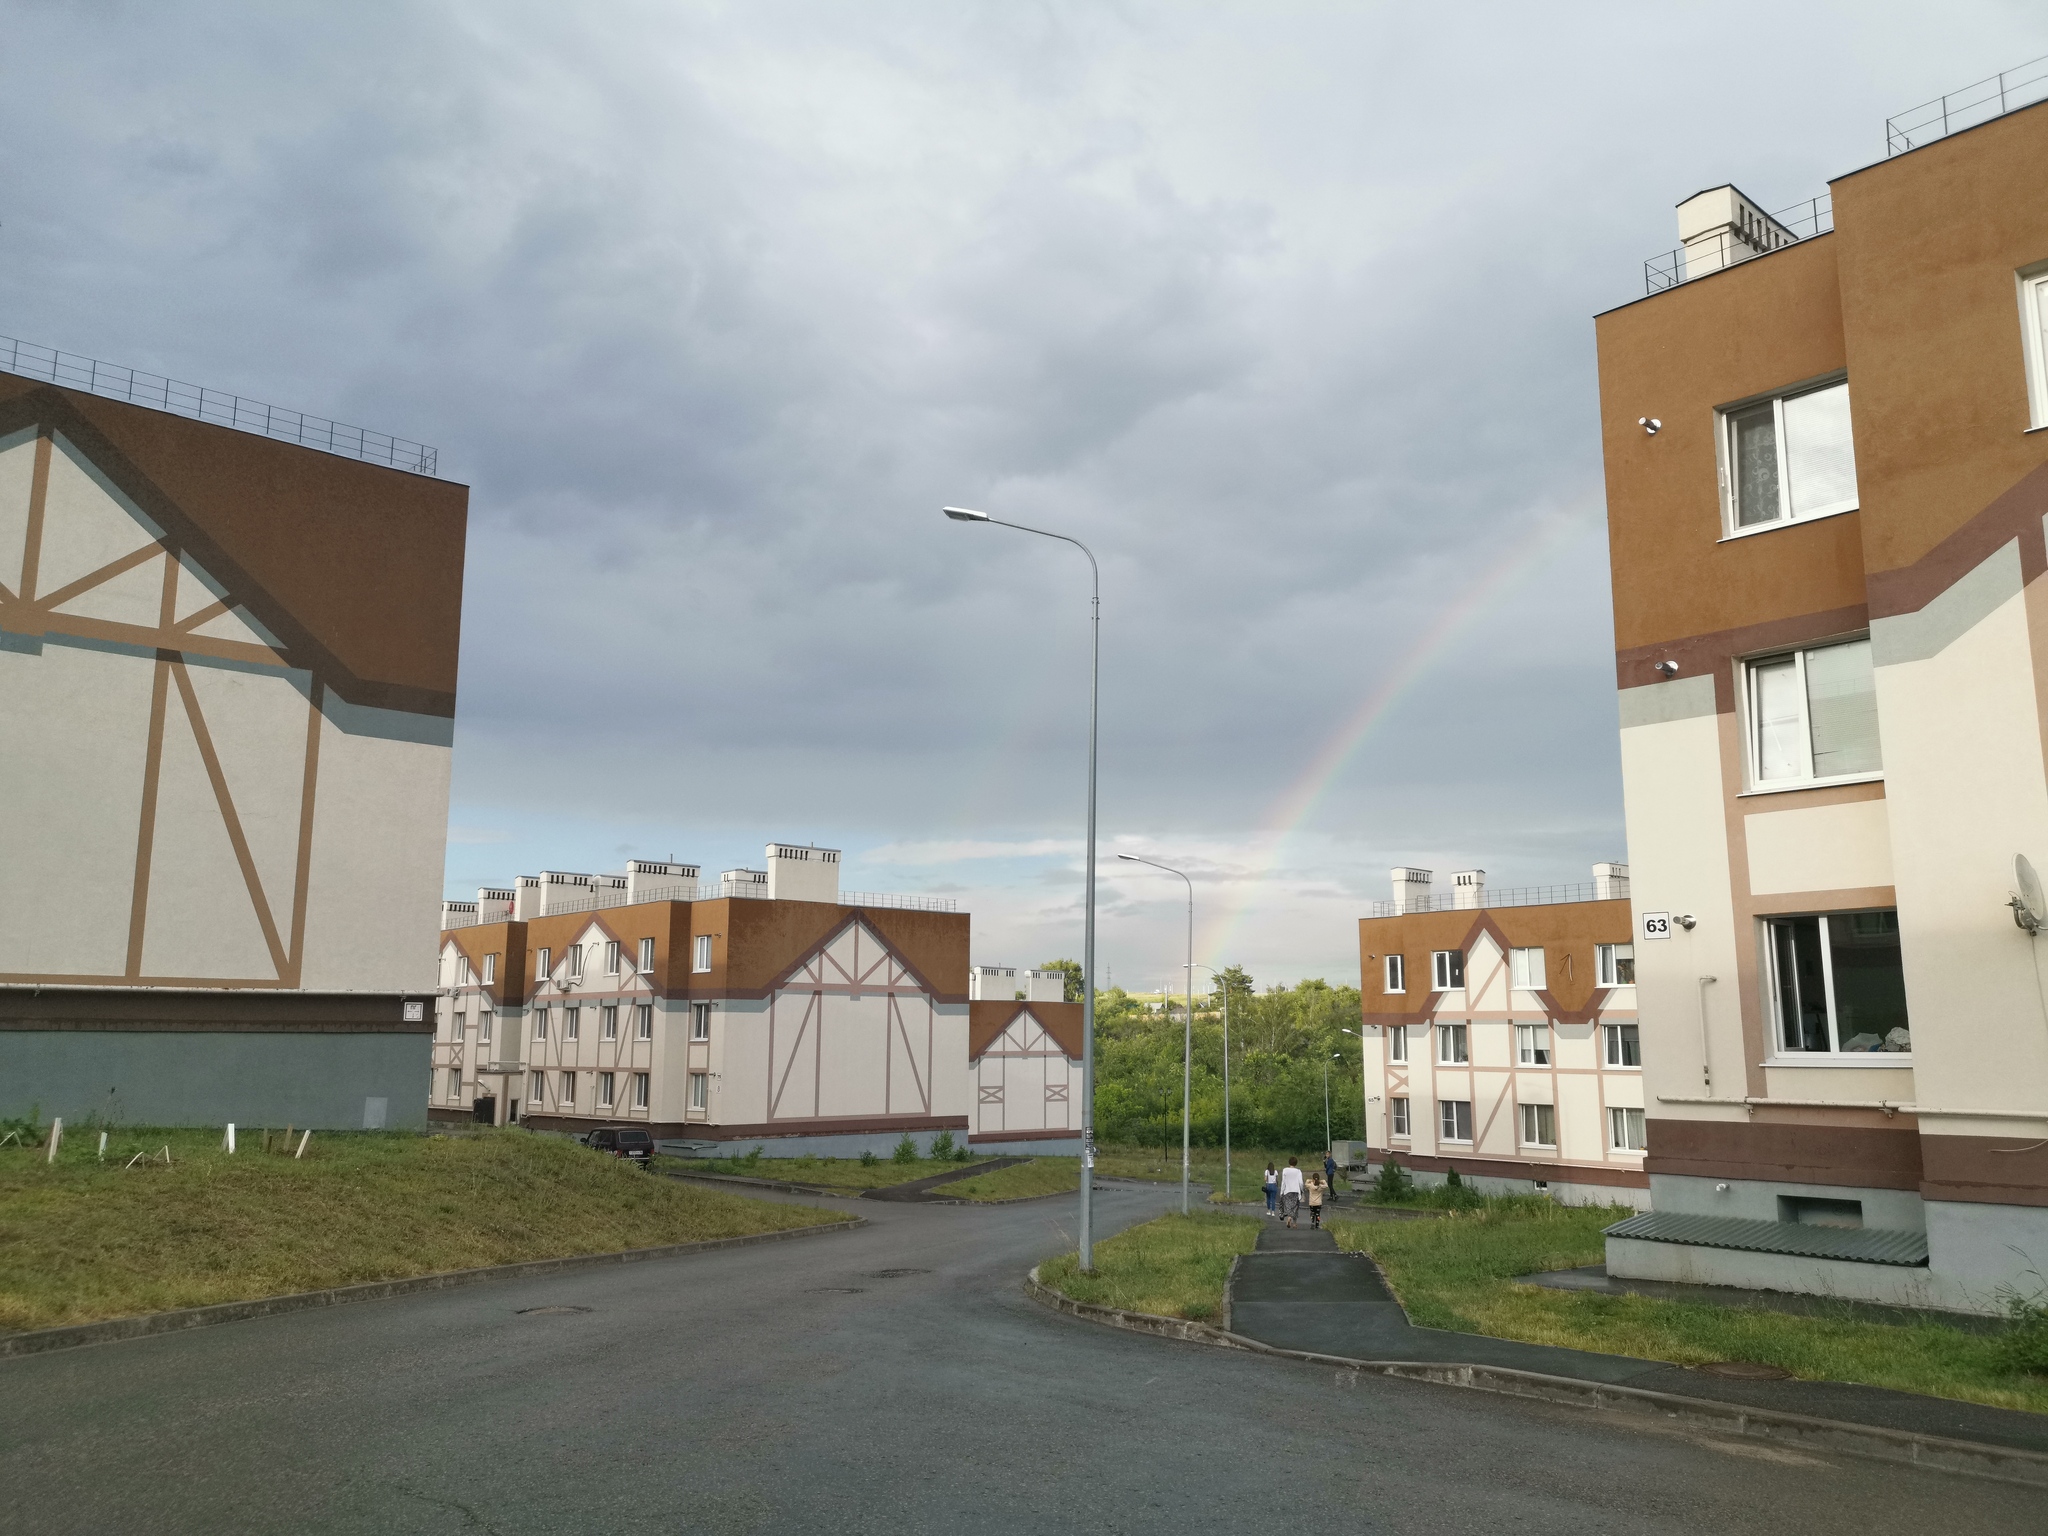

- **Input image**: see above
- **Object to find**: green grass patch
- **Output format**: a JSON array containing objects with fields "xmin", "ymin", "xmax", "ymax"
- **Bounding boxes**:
[
  {"xmin": 1037, "ymin": 1211, "xmax": 1260, "ymax": 1320},
  {"xmin": 1096, "ymin": 1144, "xmax": 1341, "ymax": 1200},
  {"xmin": 937, "ymin": 1158, "xmax": 1080, "ymax": 1202},
  {"xmin": 1329, "ymin": 1201, "xmax": 2048, "ymax": 1415},
  {"xmin": 0, "ymin": 1127, "xmax": 837, "ymax": 1333},
  {"xmin": 665, "ymin": 1153, "xmax": 986, "ymax": 1189}
]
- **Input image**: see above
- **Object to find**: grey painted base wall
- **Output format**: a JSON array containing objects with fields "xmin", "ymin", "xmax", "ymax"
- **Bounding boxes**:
[
  {"xmin": 1387, "ymin": 1166, "xmax": 1651, "ymax": 1211},
  {"xmin": 659, "ymin": 1128, "xmax": 968, "ymax": 1160},
  {"xmin": 970, "ymin": 1136, "xmax": 1082, "ymax": 1157},
  {"xmin": 0, "ymin": 1030, "xmax": 429, "ymax": 1131}
]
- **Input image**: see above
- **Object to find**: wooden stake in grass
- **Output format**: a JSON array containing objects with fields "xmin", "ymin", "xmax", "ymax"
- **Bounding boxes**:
[
  {"xmin": 98, "ymin": 1131, "xmax": 108, "ymax": 1160},
  {"xmin": 295, "ymin": 1130, "xmax": 311, "ymax": 1159},
  {"xmin": 223, "ymin": 1123, "xmax": 236, "ymax": 1154},
  {"xmin": 45, "ymin": 1118, "xmax": 62, "ymax": 1164}
]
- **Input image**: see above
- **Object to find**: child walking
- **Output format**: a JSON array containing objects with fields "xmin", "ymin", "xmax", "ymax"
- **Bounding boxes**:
[
  {"xmin": 1306, "ymin": 1172, "xmax": 1326, "ymax": 1229},
  {"xmin": 1262, "ymin": 1162, "xmax": 1279, "ymax": 1217}
]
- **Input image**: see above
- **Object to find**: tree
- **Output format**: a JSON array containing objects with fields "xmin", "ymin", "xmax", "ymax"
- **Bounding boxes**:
[{"xmin": 1039, "ymin": 957, "xmax": 1085, "ymax": 1003}]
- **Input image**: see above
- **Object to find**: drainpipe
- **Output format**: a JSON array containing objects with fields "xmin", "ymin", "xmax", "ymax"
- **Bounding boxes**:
[{"xmin": 1697, "ymin": 975, "xmax": 1717, "ymax": 1092}]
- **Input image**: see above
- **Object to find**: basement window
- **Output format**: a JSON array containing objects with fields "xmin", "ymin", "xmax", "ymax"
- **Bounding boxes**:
[
  {"xmin": 1719, "ymin": 378, "xmax": 1858, "ymax": 532},
  {"xmin": 1766, "ymin": 909, "xmax": 1911, "ymax": 1055}
]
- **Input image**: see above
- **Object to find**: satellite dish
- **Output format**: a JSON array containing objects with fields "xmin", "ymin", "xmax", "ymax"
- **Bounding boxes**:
[{"xmin": 2013, "ymin": 854, "xmax": 2046, "ymax": 936}]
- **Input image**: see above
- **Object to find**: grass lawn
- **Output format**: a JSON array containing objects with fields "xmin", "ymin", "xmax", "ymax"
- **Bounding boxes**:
[
  {"xmin": 1095, "ymin": 1144, "xmax": 1345, "ymax": 1201},
  {"xmin": 663, "ymin": 1154, "xmax": 990, "ymax": 1189},
  {"xmin": 0, "ymin": 1127, "xmax": 839, "ymax": 1333},
  {"xmin": 1036, "ymin": 1211, "xmax": 1261, "ymax": 1320},
  {"xmin": 1329, "ymin": 1200, "xmax": 2048, "ymax": 1415},
  {"xmin": 937, "ymin": 1158, "xmax": 1080, "ymax": 1202}
]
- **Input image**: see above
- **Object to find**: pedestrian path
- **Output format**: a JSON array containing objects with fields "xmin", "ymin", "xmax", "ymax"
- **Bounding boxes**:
[{"xmin": 1226, "ymin": 1226, "xmax": 2048, "ymax": 1455}]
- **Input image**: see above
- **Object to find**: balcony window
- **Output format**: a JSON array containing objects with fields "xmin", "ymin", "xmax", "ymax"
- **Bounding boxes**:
[
  {"xmin": 1767, "ymin": 909, "xmax": 1911, "ymax": 1055},
  {"xmin": 1721, "ymin": 379, "xmax": 1858, "ymax": 531},
  {"xmin": 1744, "ymin": 638, "xmax": 1881, "ymax": 788},
  {"xmin": 1436, "ymin": 1023, "xmax": 1468, "ymax": 1065},
  {"xmin": 1603, "ymin": 1023, "xmax": 1642, "ymax": 1068},
  {"xmin": 1597, "ymin": 943, "xmax": 1635, "ymax": 987},
  {"xmin": 1431, "ymin": 950, "xmax": 1464, "ymax": 991}
]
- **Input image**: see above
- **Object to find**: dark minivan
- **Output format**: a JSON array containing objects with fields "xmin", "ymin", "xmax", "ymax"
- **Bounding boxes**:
[{"xmin": 586, "ymin": 1127, "xmax": 654, "ymax": 1165}]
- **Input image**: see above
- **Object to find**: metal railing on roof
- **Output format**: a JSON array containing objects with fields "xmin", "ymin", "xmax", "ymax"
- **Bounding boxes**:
[
  {"xmin": 1, "ymin": 334, "xmax": 439, "ymax": 476},
  {"xmin": 1643, "ymin": 194, "xmax": 1832, "ymax": 295},
  {"xmin": 1886, "ymin": 54, "xmax": 2048, "ymax": 156},
  {"xmin": 1365, "ymin": 880, "xmax": 1623, "ymax": 920},
  {"xmin": 445, "ymin": 881, "xmax": 958, "ymax": 927}
]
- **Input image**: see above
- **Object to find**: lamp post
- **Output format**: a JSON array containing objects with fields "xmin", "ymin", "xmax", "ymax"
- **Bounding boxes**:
[
  {"xmin": 1195, "ymin": 963, "xmax": 1232, "ymax": 1200},
  {"xmin": 1118, "ymin": 853, "xmax": 1193, "ymax": 1216},
  {"xmin": 1340, "ymin": 1024, "xmax": 1370, "ymax": 1155},
  {"xmin": 1323, "ymin": 1053, "xmax": 1340, "ymax": 1151},
  {"xmin": 943, "ymin": 506, "xmax": 1100, "ymax": 1270}
]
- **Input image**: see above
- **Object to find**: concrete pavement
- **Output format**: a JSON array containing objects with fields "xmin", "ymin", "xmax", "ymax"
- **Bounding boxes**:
[{"xmin": 2, "ymin": 1183, "xmax": 2043, "ymax": 1534}]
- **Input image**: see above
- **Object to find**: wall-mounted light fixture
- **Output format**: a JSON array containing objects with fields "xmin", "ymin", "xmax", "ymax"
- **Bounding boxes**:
[{"xmin": 1639, "ymin": 417, "xmax": 1661, "ymax": 435}]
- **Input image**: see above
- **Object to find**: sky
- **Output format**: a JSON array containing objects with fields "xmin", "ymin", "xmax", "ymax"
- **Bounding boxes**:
[{"xmin": 4, "ymin": 3, "xmax": 2044, "ymax": 990}]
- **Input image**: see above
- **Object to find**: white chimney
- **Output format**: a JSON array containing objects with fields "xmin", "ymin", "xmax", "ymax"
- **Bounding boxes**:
[
  {"xmin": 476, "ymin": 887, "xmax": 514, "ymax": 924},
  {"xmin": 626, "ymin": 859, "xmax": 697, "ymax": 902},
  {"xmin": 513, "ymin": 875, "xmax": 542, "ymax": 922},
  {"xmin": 1391, "ymin": 868, "xmax": 1433, "ymax": 914},
  {"xmin": 1023, "ymin": 968, "xmax": 1066, "ymax": 1004},
  {"xmin": 1676, "ymin": 184, "xmax": 1796, "ymax": 282},
  {"xmin": 538, "ymin": 871, "xmax": 594, "ymax": 916},
  {"xmin": 719, "ymin": 867, "xmax": 769, "ymax": 899},
  {"xmin": 1452, "ymin": 869, "xmax": 1486, "ymax": 910},
  {"xmin": 1593, "ymin": 861, "xmax": 1632, "ymax": 901},
  {"xmin": 766, "ymin": 842, "xmax": 840, "ymax": 903},
  {"xmin": 440, "ymin": 899, "xmax": 478, "ymax": 930},
  {"xmin": 969, "ymin": 965, "xmax": 1018, "ymax": 1001}
]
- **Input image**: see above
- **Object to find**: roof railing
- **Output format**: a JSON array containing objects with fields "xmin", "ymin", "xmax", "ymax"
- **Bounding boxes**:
[
  {"xmin": 1643, "ymin": 194, "xmax": 1832, "ymax": 295},
  {"xmin": 446, "ymin": 882, "xmax": 958, "ymax": 925},
  {"xmin": 1886, "ymin": 54, "xmax": 2048, "ymax": 156},
  {"xmin": 1, "ymin": 334, "xmax": 438, "ymax": 476},
  {"xmin": 1365, "ymin": 880, "xmax": 1623, "ymax": 919}
]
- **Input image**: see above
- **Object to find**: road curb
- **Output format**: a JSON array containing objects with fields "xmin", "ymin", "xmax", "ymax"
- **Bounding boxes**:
[
  {"xmin": 1022, "ymin": 1270, "xmax": 2048, "ymax": 1488},
  {"xmin": 0, "ymin": 1219, "xmax": 865, "ymax": 1361}
]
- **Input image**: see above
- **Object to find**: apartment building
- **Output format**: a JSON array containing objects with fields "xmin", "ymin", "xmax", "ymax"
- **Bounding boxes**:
[
  {"xmin": 435, "ymin": 843, "xmax": 976, "ymax": 1156},
  {"xmin": 1, "ymin": 347, "xmax": 464, "ymax": 1130},
  {"xmin": 1595, "ymin": 79, "xmax": 2048, "ymax": 1310},
  {"xmin": 1357, "ymin": 865, "xmax": 1647, "ymax": 1208},
  {"xmin": 967, "ymin": 963, "xmax": 1082, "ymax": 1153}
]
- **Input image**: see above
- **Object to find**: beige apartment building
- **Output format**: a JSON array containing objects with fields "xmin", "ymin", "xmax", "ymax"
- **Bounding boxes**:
[
  {"xmin": 1596, "ymin": 80, "xmax": 2048, "ymax": 1311},
  {"xmin": 1358, "ymin": 865, "xmax": 1647, "ymax": 1208}
]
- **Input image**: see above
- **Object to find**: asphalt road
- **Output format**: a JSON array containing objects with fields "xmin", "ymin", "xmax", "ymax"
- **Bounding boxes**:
[{"xmin": 2, "ymin": 1181, "xmax": 2041, "ymax": 1535}]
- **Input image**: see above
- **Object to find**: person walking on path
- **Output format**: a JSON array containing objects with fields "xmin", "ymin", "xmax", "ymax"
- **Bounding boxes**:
[
  {"xmin": 1323, "ymin": 1151, "xmax": 1339, "ymax": 1198},
  {"xmin": 1277, "ymin": 1158, "xmax": 1305, "ymax": 1227},
  {"xmin": 1306, "ymin": 1172, "xmax": 1326, "ymax": 1229},
  {"xmin": 1262, "ymin": 1162, "xmax": 1279, "ymax": 1217}
]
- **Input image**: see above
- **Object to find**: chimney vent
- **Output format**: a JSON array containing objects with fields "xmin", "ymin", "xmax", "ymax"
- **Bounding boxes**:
[
  {"xmin": 1675, "ymin": 184, "xmax": 1796, "ymax": 282},
  {"xmin": 1593, "ymin": 861, "xmax": 1632, "ymax": 901},
  {"xmin": 1452, "ymin": 869, "xmax": 1487, "ymax": 910},
  {"xmin": 1390, "ymin": 867, "xmax": 1434, "ymax": 914}
]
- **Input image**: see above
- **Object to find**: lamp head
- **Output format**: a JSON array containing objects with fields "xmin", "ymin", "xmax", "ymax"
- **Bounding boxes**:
[{"xmin": 942, "ymin": 506, "xmax": 990, "ymax": 522}]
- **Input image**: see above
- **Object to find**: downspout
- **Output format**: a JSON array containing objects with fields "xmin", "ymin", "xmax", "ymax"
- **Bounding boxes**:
[{"xmin": 1697, "ymin": 975, "xmax": 1717, "ymax": 1092}]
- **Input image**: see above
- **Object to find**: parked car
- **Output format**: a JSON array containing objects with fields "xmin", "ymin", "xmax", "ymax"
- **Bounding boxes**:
[{"xmin": 585, "ymin": 1127, "xmax": 655, "ymax": 1166}]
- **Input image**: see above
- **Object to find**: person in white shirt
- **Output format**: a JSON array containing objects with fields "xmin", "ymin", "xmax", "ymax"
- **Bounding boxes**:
[{"xmin": 1277, "ymin": 1158, "xmax": 1306, "ymax": 1227}]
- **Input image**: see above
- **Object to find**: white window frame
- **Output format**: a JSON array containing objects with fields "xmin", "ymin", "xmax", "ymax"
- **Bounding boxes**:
[
  {"xmin": 639, "ymin": 937, "xmax": 656, "ymax": 974},
  {"xmin": 1388, "ymin": 1024, "xmax": 1407, "ymax": 1064},
  {"xmin": 2019, "ymin": 266, "xmax": 2048, "ymax": 430},
  {"xmin": 691, "ymin": 1003, "xmax": 712, "ymax": 1041},
  {"xmin": 1430, "ymin": 950, "xmax": 1464, "ymax": 991},
  {"xmin": 1515, "ymin": 1022, "xmax": 1550, "ymax": 1066},
  {"xmin": 598, "ymin": 1071, "xmax": 615, "ymax": 1106},
  {"xmin": 482, "ymin": 953, "xmax": 497, "ymax": 984},
  {"xmin": 632, "ymin": 1071, "xmax": 650, "ymax": 1110},
  {"xmin": 1610, "ymin": 1106, "xmax": 1648, "ymax": 1153},
  {"xmin": 1596, "ymin": 943, "xmax": 1635, "ymax": 987},
  {"xmin": 1603, "ymin": 1023, "xmax": 1642, "ymax": 1068},
  {"xmin": 1438, "ymin": 1099, "xmax": 1473, "ymax": 1143},
  {"xmin": 536, "ymin": 946, "xmax": 550, "ymax": 981},
  {"xmin": 693, "ymin": 934, "xmax": 714, "ymax": 973},
  {"xmin": 1383, "ymin": 954, "xmax": 1405, "ymax": 993},
  {"xmin": 1436, "ymin": 1022, "xmax": 1468, "ymax": 1065},
  {"xmin": 559, "ymin": 1071, "xmax": 576, "ymax": 1106},
  {"xmin": 635, "ymin": 1004, "xmax": 653, "ymax": 1040},
  {"xmin": 1518, "ymin": 1101, "xmax": 1556, "ymax": 1148},
  {"xmin": 1763, "ymin": 908, "xmax": 1911, "ymax": 1057},
  {"xmin": 564, "ymin": 1006, "xmax": 580, "ymax": 1041},
  {"xmin": 688, "ymin": 1071, "xmax": 709, "ymax": 1112},
  {"xmin": 1389, "ymin": 1096, "xmax": 1410, "ymax": 1138},
  {"xmin": 533, "ymin": 1006, "xmax": 548, "ymax": 1040},
  {"xmin": 530, "ymin": 1070, "xmax": 545, "ymax": 1102},
  {"xmin": 605, "ymin": 940, "xmax": 621, "ymax": 976},
  {"xmin": 479, "ymin": 1009, "xmax": 493, "ymax": 1042},
  {"xmin": 1715, "ymin": 375, "xmax": 1858, "ymax": 536},
  {"xmin": 1740, "ymin": 637, "xmax": 1883, "ymax": 792},
  {"xmin": 1509, "ymin": 947, "xmax": 1547, "ymax": 992},
  {"xmin": 602, "ymin": 1004, "xmax": 619, "ymax": 1041},
  {"xmin": 451, "ymin": 1009, "xmax": 465, "ymax": 1038},
  {"xmin": 447, "ymin": 1067, "xmax": 463, "ymax": 1100},
  {"xmin": 568, "ymin": 944, "xmax": 584, "ymax": 980}
]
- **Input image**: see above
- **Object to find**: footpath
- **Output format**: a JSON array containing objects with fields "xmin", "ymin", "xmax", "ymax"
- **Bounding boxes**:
[{"xmin": 1227, "ymin": 1221, "xmax": 2048, "ymax": 1458}]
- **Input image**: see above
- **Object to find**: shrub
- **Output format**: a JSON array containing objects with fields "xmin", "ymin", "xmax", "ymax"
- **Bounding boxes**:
[
  {"xmin": 860, "ymin": 1149, "xmax": 879, "ymax": 1167},
  {"xmin": 928, "ymin": 1130, "xmax": 957, "ymax": 1161},
  {"xmin": 892, "ymin": 1134, "xmax": 919, "ymax": 1164},
  {"xmin": 1997, "ymin": 1294, "xmax": 2048, "ymax": 1376},
  {"xmin": 1371, "ymin": 1159, "xmax": 1412, "ymax": 1202}
]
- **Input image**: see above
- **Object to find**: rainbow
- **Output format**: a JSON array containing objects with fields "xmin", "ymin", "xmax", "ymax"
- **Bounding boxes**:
[{"xmin": 1202, "ymin": 506, "xmax": 1600, "ymax": 961}]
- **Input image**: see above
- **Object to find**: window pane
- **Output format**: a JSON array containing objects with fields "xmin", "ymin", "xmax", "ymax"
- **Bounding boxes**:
[
  {"xmin": 1804, "ymin": 639, "xmax": 1881, "ymax": 777},
  {"xmin": 1752, "ymin": 656, "xmax": 1805, "ymax": 781},
  {"xmin": 1828, "ymin": 911, "xmax": 1911, "ymax": 1051},
  {"xmin": 1731, "ymin": 402, "xmax": 1781, "ymax": 525},
  {"xmin": 1782, "ymin": 383, "xmax": 1857, "ymax": 516},
  {"xmin": 1772, "ymin": 916, "xmax": 1829, "ymax": 1051}
]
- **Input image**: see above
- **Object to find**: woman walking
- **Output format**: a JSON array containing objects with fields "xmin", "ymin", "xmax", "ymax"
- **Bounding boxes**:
[
  {"xmin": 1262, "ymin": 1161, "xmax": 1279, "ymax": 1217},
  {"xmin": 1278, "ymin": 1158, "xmax": 1305, "ymax": 1227},
  {"xmin": 1306, "ymin": 1171, "xmax": 1326, "ymax": 1230}
]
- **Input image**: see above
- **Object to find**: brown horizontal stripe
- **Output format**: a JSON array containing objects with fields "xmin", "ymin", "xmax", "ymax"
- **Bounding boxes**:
[
  {"xmin": 1614, "ymin": 603, "xmax": 1870, "ymax": 704},
  {"xmin": 0, "ymin": 988, "xmax": 430, "ymax": 1032},
  {"xmin": 1919, "ymin": 1133, "xmax": 2048, "ymax": 1208},
  {"xmin": 1644, "ymin": 1116, "xmax": 1923, "ymax": 1189},
  {"xmin": 1864, "ymin": 458, "xmax": 2048, "ymax": 620},
  {"xmin": 1384, "ymin": 1151, "xmax": 1648, "ymax": 1188}
]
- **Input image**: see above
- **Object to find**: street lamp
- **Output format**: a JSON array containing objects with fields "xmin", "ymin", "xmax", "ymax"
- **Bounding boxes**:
[
  {"xmin": 1118, "ymin": 853, "xmax": 1193, "ymax": 1216},
  {"xmin": 1340, "ymin": 1025, "xmax": 1370, "ymax": 1150},
  {"xmin": 1323, "ymin": 1053, "xmax": 1342, "ymax": 1150},
  {"xmin": 1195, "ymin": 963, "xmax": 1233, "ymax": 1200},
  {"xmin": 943, "ymin": 506, "xmax": 1101, "ymax": 1271}
]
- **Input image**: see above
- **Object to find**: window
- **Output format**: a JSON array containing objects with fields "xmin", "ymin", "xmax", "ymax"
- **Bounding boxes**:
[
  {"xmin": 1744, "ymin": 638, "xmax": 1881, "ymax": 787},
  {"xmin": 1610, "ymin": 1106, "xmax": 1648, "ymax": 1152},
  {"xmin": 559, "ymin": 1071, "xmax": 576, "ymax": 1105},
  {"xmin": 1720, "ymin": 379, "xmax": 1858, "ymax": 530},
  {"xmin": 1519, "ymin": 1102, "xmax": 1557, "ymax": 1148},
  {"xmin": 1603, "ymin": 1023, "xmax": 1642, "ymax": 1067},
  {"xmin": 480, "ymin": 1009, "xmax": 493, "ymax": 1041},
  {"xmin": 691, "ymin": 1003, "xmax": 712, "ymax": 1041},
  {"xmin": 1431, "ymin": 950, "xmax": 1465, "ymax": 990},
  {"xmin": 602, "ymin": 1005, "xmax": 619, "ymax": 1041},
  {"xmin": 564, "ymin": 1006, "xmax": 580, "ymax": 1041},
  {"xmin": 598, "ymin": 1071, "xmax": 615, "ymax": 1106},
  {"xmin": 1388, "ymin": 1024, "xmax": 1407, "ymax": 1064},
  {"xmin": 451, "ymin": 1009, "xmax": 465, "ymax": 1038},
  {"xmin": 635, "ymin": 1004, "xmax": 653, "ymax": 1040},
  {"xmin": 1438, "ymin": 1099, "xmax": 1473, "ymax": 1142},
  {"xmin": 530, "ymin": 1070, "xmax": 545, "ymax": 1101},
  {"xmin": 482, "ymin": 953, "xmax": 497, "ymax": 984},
  {"xmin": 533, "ymin": 1007, "xmax": 549, "ymax": 1040},
  {"xmin": 1515, "ymin": 1023, "xmax": 1550, "ymax": 1066},
  {"xmin": 2021, "ymin": 269, "xmax": 2048, "ymax": 428},
  {"xmin": 1510, "ymin": 947, "xmax": 1547, "ymax": 991},
  {"xmin": 689, "ymin": 1071, "xmax": 709, "ymax": 1112},
  {"xmin": 568, "ymin": 944, "xmax": 584, "ymax": 980},
  {"xmin": 632, "ymin": 1072, "xmax": 650, "ymax": 1109},
  {"xmin": 1383, "ymin": 954, "xmax": 1405, "ymax": 993},
  {"xmin": 1436, "ymin": 1023, "xmax": 1468, "ymax": 1064},
  {"xmin": 1390, "ymin": 1097, "xmax": 1410, "ymax": 1137},
  {"xmin": 639, "ymin": 937, "xmax": 656, "ymax": 974},
  {"xmin": 536, "ymin": 946, "xmax": 550, "ymax": 980},
  {"xmin": 1597, "ymin": 943, "xmax": 1635, "ymax": 987},
  {"xmin": 693, "ymin": 934, "xmax": 714, "ymax": 972},
  {"xmin": 605, "ymin": 940, "xmax": 621, "ymax": 976},
  {"xmin": 447, "ymin": 1068, "xmax": 463, "ymax": 1100},
  {"xmin": 1766, "ymin": 909, "xmax": 1911, "ymax": 1054}
]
